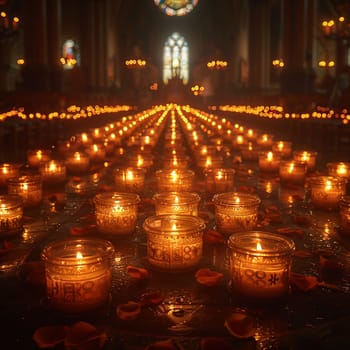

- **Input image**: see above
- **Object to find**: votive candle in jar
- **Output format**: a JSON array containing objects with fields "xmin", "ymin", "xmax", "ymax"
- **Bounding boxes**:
[
  {"xmin": 94, "ymin": 192, "xmax": 140, "ymax": 236},
  {"xmin": 279, "ymin": 161, "xmax": 307, "ymax": 186},
  {"xmin": 204, "ymin": 168, "xmax": 235, "ymax": 194},
  {"xmin": 308, "ymin": 176, "xmax": 346, "ymax": 211},
  {"xmin": 7, "ymin": 175, "xmax": 42, "ymax": 208},
  {"xmin": 293, "ymin": 150, "xmax": 317, "ymax": 172},
  {"xmin": 65, "ymin": 151, "xmax": 90, "ymax": 174},
  {"xmin": 228, "ymin": 231, "xmax": 295, "ymax": 301},
  {"xmin": 196, "ymin": 155, "xmax": 223, "ymax": 170},
  {"xmin": 162, "ymin": 155, "xmax": 189, "ymax": 169},
  {"xmin": 114, "ymin": 167, "xmax": 145, "ymax": 193},
  {"xmin": 256, "ymin": 134, "xmax": 274, "ymax": 148},
  {"xmin": 258, "ymin": 151, "xmax": 281, "ymax": 173},
  {"xmin": 0, "ymin": 195, "xmax": 23, "ymax": 237},
  {"xmin": 27, "ymin": 149, "xmax": 51, "ymax": 168},
  {"xmin": 240, "ymin": 143, "xmax": 259, "ymax": 162},
  {"xmin": 155, "ymin": 169, "xmax": 194, "ymax": 192},
  {"xmin": 143, "ymin": 215, "xmax": 205, "ymax": 271},
  {"xmin": 85, "ymin": 143, "xmax": 106, "ymax": 163},
  {"xmin": 0, "ymin": 163, "xmax": 20, "ymax": 188},
  {"xmin": 41, "ymin": 238, "xmax": 114, "ymax": 313},
  {"xmin": 327, "ymin": 162, "xmax": 350, "ymax": 180},
  {"xmin": 272, "ymin": 141, "xmax": 292, "ymax": 159},
  {"xmin": 339, "ymin": 196, "xmax": 350, "ymax": 235},
  {"xmin": 40, "ymin": 160, "xmax": 66, "ymax": 185},
  {"xmin": 153, "ymin": 192, "xmax": 200, "ymax": 216},
  {"xmin": 212, "ymin": 192, "xmax": 261, "ymax": 235}
]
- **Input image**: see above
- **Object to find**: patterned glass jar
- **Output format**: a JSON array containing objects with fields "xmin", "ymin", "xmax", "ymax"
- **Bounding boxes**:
[
  {"xmin": 0, "ymin": 195, "xmax": 23, "ymax": 237},
  {"xmin": 155, "ymin": 169, "xmax": 194, "ymax": 192},
  {"xmin": 144, "ymin": 215, "xmax": 205, "ymax": 272},
  {"xmin": 228, "ymin": 231, "xmax": 295, "ymax": 301}
]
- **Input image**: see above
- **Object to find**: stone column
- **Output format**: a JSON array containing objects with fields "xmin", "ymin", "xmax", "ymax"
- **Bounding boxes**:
[{"xmin": 22, "ymin": 0, "xmax": 49, "ymax": 91}]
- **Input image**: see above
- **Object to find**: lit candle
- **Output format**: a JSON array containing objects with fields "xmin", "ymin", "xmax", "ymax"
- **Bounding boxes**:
[
  {"xmin": 41, "ymin": 238, "xmax": 114, "ymax": 313},
  {"xmin": 240, "ymin": 143, "xmax": 259, "ymax": 162},
  {"xmin": 143, "ymin": 215, "xmax": 205, "ymax": 271},
  {"xmin": 279, "ymin": 161, "xmax": 306, "ymax": 186},
  {"xmin": 7, "ymin": 175, "xmax": 42, "ymax": 208},
  {"xmin": 114, "ymin": 167, "xmax": 145, "ymax": 193},
  {"xmin": 153, "ymin": 191, "xmax": 200, "ymax": 216},
  {"xmin": 27, "ymin": 149, "xmax": 51, "ymax": 168},
  {"xmin": 308, "ymin": 176, "xmax": 346, "ymax": 211},
  {"xmin": 196, "ymin": 155, "xmax": 223, "ymax": 169},
  {"xmin": 258, "ymin": 151, "xmax": 281, "ymax": 173},
  {"xmin": 86, "ymin": 143, "xmax": 106, "ymax": 163},
  {"xmin": 94, "ymin": 192, "xmax": 140, "ymax": 235},
  {"xmin": 212, "ymin": 192, "xmax": 261, "ymax": 235},
  {"xmin": 65, "ymin": 151, "xmax": 90, "ymax": 174},
  {"xmin": 204, "ymin": 168, "xmax": 235, "ymax": 194},
  {"xmin": 272, "ymin": 141, "xmax": 292, "ymax": 158},
  {"xmin": 0, "ymin": 163, "xmax": 20, "ymax": 187},
  {"xmin": 293, "ymin": 150, "xmax": 317, "ymax": 172},
  {"xmin": 155, "ymin": 169, "xmax": 194, "ymax": 192},
  {"xmin": 327, "ymin": 162, "xmax": 350, "ymax": 180},
  {"xmin": 228, "ymin": 231, "xmax": 295, "ymax": 301},
  {"xmin": 256, "ymin": 133, "xmax": 274, "ymax": 148},
  {"xmin": 40, "ymin": 160, "xmax": 66, "ymax": 185},
  {"xmin": 0, "ymin": 195, "xmax": 23, "ymax": 238}
]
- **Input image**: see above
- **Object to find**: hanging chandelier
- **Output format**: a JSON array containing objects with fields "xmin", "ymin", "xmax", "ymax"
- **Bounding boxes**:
[{"xmin": 153, "ymin": 0, "xmax": 199, "ymax": 16}]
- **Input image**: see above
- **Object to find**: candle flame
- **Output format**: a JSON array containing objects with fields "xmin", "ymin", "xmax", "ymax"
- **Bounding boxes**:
[
  {"xmin": 267, "ymin": 151, "xmax": 273, "ymax": 161},
  {"xmin": 256, "ymin": 241, "xmax": 262, "ymax": 251},
  {"xmin": 49, "ymin": 161, "xmax": 57, "ymax": 172},
  {"xmin": 170, "ymin": 170, "xmax": 178, "ymax": 182},
  {"xmin": 337, "ymin": 163, "xmax": 347, "ymax": 175},
  {"xmin": 174, "ymin": 195, "xmax": 179, "ymax": 203},
  {"xmin": 76, "ymin": 252, "xmax": 83, "ymax": 259},
  {"xmin": 74, "ymin": 152, "xmax": 81, "ymax": 161},
  {"xmin": 216, "ymin": 170, "xmax": 223, "ymax": 180},
  {"xmin": 325, "ymin": 180, "xmax": 332, "ymax": 191},
  {"xmin": 93, "ymin": 144, "xmax": 98, "ymax": 152},
  {"xmin": 288, "ymin": 162, "xmax": 294, "ymax": 174},
  {"xmin": 277, "ymin": 142, "xmax": 284, "ymax": 150},
  {"xmin": 36, "ymin": 150, "xmax": 43, "ymax": 160},
  {"xmin": 301, "ymin": 151, "xmax": 310, "ymax": 162},
  {"xmin": 234, "ymin": 197, "xmax": 240, "ymax": 204},
  {"xmin": 126, "ymin": 170, "xmax": 134, "ymax": 181},
  {"xmin": 171, "ymin": 223, "xmax": 177, "ymax": 230}
]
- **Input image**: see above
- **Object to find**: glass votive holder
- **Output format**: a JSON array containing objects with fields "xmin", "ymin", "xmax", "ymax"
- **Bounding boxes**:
[
  {"xmin": 143, "ymin": 214, "xmax": 205, "ymax": 272},
  {"xmin": 228, "ymin": 231, "xmax": 295, "ymax": 301},
  {"xmin": 327, "ymin": 162, "xmax": 350, "ymax": 180},
  {"xmin": 272, "ymin": 141, "xmax": 292, "ymax": 159},
  {"xmin": 308, "ymin": 175, "xmax": 347, "ymax": 211},
  {"xmin": 94, "ymin": 192, "xmax": 140, "ymax": 236},
  {"xmin": 127, "ymin": 154, "xmax": 154, "ymax": 170},
  {"xmin": 240, "ymin": 144, "xmax": 260, "ymax": 162},
  {"xmin": 258, "ymin": 151, "xmax": 281, "ymax": 173},
  {"xmin": 41, "ymin": 238, "xmax": 115, "ymax": 314},
  {"xmin": 204, "ymin": 168, "xmax": 235, "ymax": 194},
  {"xmin": 155, "ymin": 169, "xmax": 195, "ymax": 192},
  {"xmin": 212, "ymin": 192, "xmax": 261, "ymax": 235},
  {"xmin": 65, "ymin": 151, "xmax": 90, "ymax": 174},
  {"xmin": 153, "ymin": 191, "xmax": 200, "ymax": 216},
  {"xmin": 232, "ymin": 135, "xmax": 246, "ymax": 150},
  {"xmin": 196, "ymin": 155, "xmax": 223, "ymax": 170},
  {"xmin": 85, "ymin": 143, "xmax": 106, "ymax": 163},
  {"xmin": 114, "ymin": 167, "xmax": 145, "ymax": 193},
  {"xmin": 279, "ymin": 161, "xmax": 307, "ymax": 186},
  {"xmin": 293, "ymin": 150, "xmax": 317, "ymax": 172},
  {"xmin": 256, "ymin": 133, "xmax": 274, "ymax": 148},
  {"xmin": 0, "ymin": 163, "xmax": 21, "ymax": 188},
  {"xmin": 162, "ymin": 155, "xmax": 189, "ymax": 169},
  {"xmin": 0, "ymin": 195, "xmax": 23, "ymax": 237},
  {"xmin": 339, "ymin": 196, "xmax": 350, "ymax": 235},
  {"xmin": 7, "ymin": 175, "xmax": 42, "ymax": 208},
  {"xmin": 40, "ymin": 160, "xmax": 67, "ymax": 185},
  {"xmin": 27, "ymin": 149, "xmax": 51, "ymax": 168}
]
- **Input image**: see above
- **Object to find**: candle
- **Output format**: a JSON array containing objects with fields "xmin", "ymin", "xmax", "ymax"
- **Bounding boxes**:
[
  {"xmin": 228, "ymin": 231, "xmax": 295, "ymax": 301},
  {"xmin": 240, "ymin": 143, "xmax": 259, "ymax": 162},
  {"xmin": 155, "ymin": 169, "xmax": 194, "ymax": 192},
  {"xmin": 0, "ymin": 195, "xmax": 23, "ymax": 237},
  {"xmin": 41, "ymin": 238, "xmax": 114, "ymax": 313},
  {"xmin": 256, "ymin": 133, "xmax": 274, "ymax": 148},
  {"xmin": 85, "ymin": 143, "xmax": 106, "ymax": 163},
  {"xmin": 94, "ymin": 192, "xmax": 140, "ymax": 235},
  {"xmin": 40, "ymin": 160, "xmax": 66, "ymax": 185},
  {"xmin": 327, "ymin": 162, "xmax": 350, "ymax": 180},
  {"xmin": 258, "ymin": 151, "xmax": 281, "ymax": 173},
  {"xmin": 65, "ymin": 151, "xmax": 90, "ymax": 174},
  {"xmin": 232, "ymin": 135, "xmax": 246, "ymax": 150},
  {"xmin": 308, "ymin": 176, "xmax": 346, "ymax": 211},
  {"xmin": 212, "ymin": 192, "xmax": 261, "ymax": 235},
  {"xmin": 7, "ymin": 175, "xmax": 42, "ymax": 208},
  {"xmin": 127, "ymin": 154, "xmax": 154, "ymax": 170},
  {"xmin": 162, "ymin": 155, "xmax": 189, "ymax": 169},
  {"xmin": 339, "ymin": 196, "xmax": 350, "ymax": 235},
  {"xmin": 0, "ymin": 163, "xmax": 20, "ymax": 187},
  {"xmin": 279, "ymin": 161, "xmax": 307, "ymax": 186},
  {"xmin": 143, "ymin": 215, "xmax": 205, "ymax": 271},
  {"xmin": 114, "ymin": 167, "xmax": 145, "ymax": 193},
  {"xmin": 153, "ymin": 191, "xmax": 200, "ymax": 216},
  {"xmin": 258, "ymin": 178, "xmax": 278, "ymax": 198},
  {"xmin": 293, "ymin": 150, "xmax": 317, "ymax": 172},
  {"xmin": 204, "ymin": 168, "xmax": 235, "ymax": 194},
  {"xmin": 27, "ymin": 149, "xmax": 51, "ymax": 168},
  {"xmin": 272, "ymin": 141, "xmax": 292, "ymax": 159}
]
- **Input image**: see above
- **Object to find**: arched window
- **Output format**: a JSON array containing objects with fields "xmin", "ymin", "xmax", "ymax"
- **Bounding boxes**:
[
  {"xmin": 163, "ymin": 32, "xmax": 189, "ymax": 85},
  {"xmin": 61, "ymin": 39, "xmax": 80, "ymax": 70}
]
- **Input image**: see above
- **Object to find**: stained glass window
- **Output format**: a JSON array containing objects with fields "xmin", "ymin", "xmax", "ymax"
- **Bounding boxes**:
[
  {"xmin": 163, "ymin": 32, "xmax": 189, "ymax": 85},
  {"xmin": 61, "ymin": 40, "xmax": 80, "ymax": 70},
  {"xmin": 154, "ymin": 0, "xmax": 199, "ymax": 16}
]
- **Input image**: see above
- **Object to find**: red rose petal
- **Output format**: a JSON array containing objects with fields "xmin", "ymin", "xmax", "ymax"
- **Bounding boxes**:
[
  {"xmin": 224, "ymin": 312, "xmax": 256, "ymax": 339},
  {"xmin": 116, "ymin": 301, "xmax": 141, "ymax": 321},
  {"xmin": 195, "ymin": 268, "xmax": 224, "ymax": 286},
  {"xmin": 33, "ymin": 325, "xmax": 66, "ymax": 348},
  {"xmin": 127, "ymin": 265, "xmax": 150, "ymax": 279},
  {"xmin": 290, "ymin": 272, "xmax": 319, "ymax": 291}
]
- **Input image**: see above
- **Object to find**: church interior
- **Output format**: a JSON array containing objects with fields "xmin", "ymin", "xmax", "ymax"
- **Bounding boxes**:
[{"xmin": 1, "ymin": 1, "xmax": 350, "ymax": 349}]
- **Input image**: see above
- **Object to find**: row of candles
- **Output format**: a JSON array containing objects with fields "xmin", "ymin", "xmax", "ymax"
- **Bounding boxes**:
[{"xmin": 0, "ymin": 103, "xmax": 349, "ymax": 313}]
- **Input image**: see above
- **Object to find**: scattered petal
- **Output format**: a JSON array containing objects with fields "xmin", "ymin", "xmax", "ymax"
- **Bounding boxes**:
[
  {"xmin": 33, "ymin": 325, "xmax": 66, "ymax": 348},
  {"xmin": 294, "ymin": 250, "xmax": 315, "ymax": 258},
  {"xmin": 97, "ymin": 184, "xmax": 114, "ymax": 192},
  {"xmin": 116, "ymin": 301, "xmax": 141, "ymax": 321},
  {"xmin": 127, "ymin": 265, "xmax": 150, "ymax": 280},
  {"xmin": 276, "ymin": 227, "xmax": 303, "ymax": 236},
  {"xmin": 319, "ymin": 256, "xmax": 344, "ymax": 273},
  {"xmin": 203, "ymin": 230, "xmax": 225, "ymax": 244},
  {"xmin": 195, "ymin": 268, "xmax": 224, "ymax": 287},
  {"xmin": 69, "ymin": 225, "xmax": 96, "ymax": 236},
  {"xmin": 224, "ymin": 312, "xmax": 256, "ymax": 339},
  {"xmin": 139, "ymin": 290, "xmax": 164, "ymax": 306},
  {"xmin": 200, "ymin": 337, "xmax": 235, "ymax": 350},
  {"xmin": 292, "ymin": 214, "xmax": 312, "ymax": 227},
  {"xmin": 290, "ymin": 272, "xmax": 319, "ymax": 291},
  {"xmin": 145, "ymin": 339, "xmax": 177, "ymax": 350}
]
